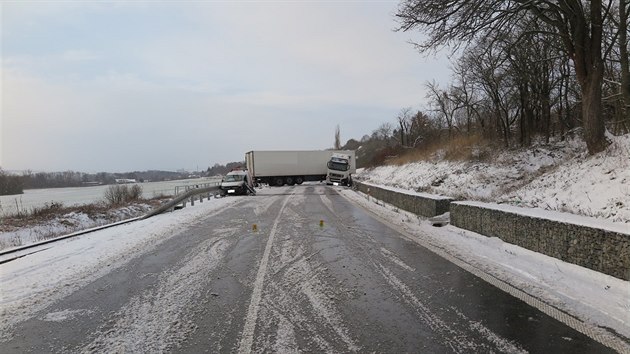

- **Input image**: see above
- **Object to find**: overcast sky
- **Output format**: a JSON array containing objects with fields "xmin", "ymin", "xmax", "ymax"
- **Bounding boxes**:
[{"xmin": 1, "ymin": 1, "xmax": 451, "ymax": 173}]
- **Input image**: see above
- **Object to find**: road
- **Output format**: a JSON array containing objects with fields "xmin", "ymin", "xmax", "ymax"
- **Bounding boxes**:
[{"xmin": 1, "ymin": 185, "xmax": 615, "ymax": 353}]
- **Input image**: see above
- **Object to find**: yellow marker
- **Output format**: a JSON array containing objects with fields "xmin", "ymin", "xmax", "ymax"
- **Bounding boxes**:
[
  {"xmin": 252, "ymin": 224, "xmax": 258, "ymax": 232},
  {"xmin": 319, "ymin": 220, "xmax": 324, "ymax": 228}
]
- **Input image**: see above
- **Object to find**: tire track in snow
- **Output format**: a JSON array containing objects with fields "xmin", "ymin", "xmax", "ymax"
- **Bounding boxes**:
[
  {"xmin": 379, "ymin": 247, "xmax": 415, "ymax": 272},
  {"xmin": 377, "ymin": 264, "xmax": 527, "ymax": 353},
  {"xmin": 256, "ymin": 188, "xmax": 360, "ymax": 352},
  {"xmin": 80, "ymin": 236, "xmax": 232, "ymax": 353}
]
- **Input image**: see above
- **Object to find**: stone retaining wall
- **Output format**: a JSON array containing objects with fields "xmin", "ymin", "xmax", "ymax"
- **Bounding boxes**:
[
  {"xmin": 450, "ymin": 202, "xmax": 630, "ymax": 281},
  {"xmin": 354, "ymin": 181, "xmax": 630, "ymax": 281},
  {"xmin": 354, "ymin": 181, "xmax": 453, "ymax": 218}
]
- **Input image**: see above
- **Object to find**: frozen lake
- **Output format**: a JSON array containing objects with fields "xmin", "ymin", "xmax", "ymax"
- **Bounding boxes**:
[{"xmin": 0, "ymin": 178, "xmax": 220, "ymax": 217}]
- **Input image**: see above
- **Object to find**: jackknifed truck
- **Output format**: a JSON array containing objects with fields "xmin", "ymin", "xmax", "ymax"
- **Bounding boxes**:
[{"xmin": 245, "ymin": 150, "xmax": 356, "ymax": 186}]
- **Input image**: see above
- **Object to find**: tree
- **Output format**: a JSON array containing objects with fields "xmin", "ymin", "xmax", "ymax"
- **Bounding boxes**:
[
  {"xmin": 334, "ymin": 125, "xmax": 342, "ymax": 150},
  {"xmin": 373, "ymin": 122, "xmax": 394, "ymax": 144},
  {"xmin": 0, "ymin": 168, "xmax": 24, "ymax": 196},
  {"xmin": 396, "ymin": 107, "xmax": 413, "ymax": 146},
  {"xmin": 615, "ymin": 0, "xmax": 630, "ymax": 132},
  {"xmin": 396, "ymin": 0, "xmax": 614, "ymax": 154}
]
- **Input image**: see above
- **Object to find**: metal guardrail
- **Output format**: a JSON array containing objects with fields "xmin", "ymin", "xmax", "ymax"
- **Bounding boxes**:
[
  {"xmin": 0, "ymin": 217, "xmax": 144, "ymax": 264},
  {"xmin": 143, "ymin": 185, "xmax": 221, "ymax": 219},
  {"xmin": 0, "ymin": 184, "xmax": 223, "ymax": 263},
  {"xmin": 174, "ymin": 182, "xmax": 220, "ymax": 196}
]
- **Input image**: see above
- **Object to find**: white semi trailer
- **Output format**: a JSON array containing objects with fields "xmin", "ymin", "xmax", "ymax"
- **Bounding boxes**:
[{"xmin": 245, "ymin": 150, "xmax": 356, "ymax": 186}]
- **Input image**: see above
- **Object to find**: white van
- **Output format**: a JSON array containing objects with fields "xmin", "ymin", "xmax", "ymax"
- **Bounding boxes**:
[{"xmin": 220, "ymin": 169, "xmax": 255, "ymax": 196}]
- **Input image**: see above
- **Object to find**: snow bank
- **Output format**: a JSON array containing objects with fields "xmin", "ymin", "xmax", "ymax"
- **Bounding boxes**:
[
  {"xmin": 0, "ymin": 196, "xmax": 240, "ymax": 339},
  {"xmin": 358, "ymin": 134, "xmax": 630, "ymax": 223},
  {"xmin": 0, "ymin": 203, "xmax": 154, "ymax": 250}
]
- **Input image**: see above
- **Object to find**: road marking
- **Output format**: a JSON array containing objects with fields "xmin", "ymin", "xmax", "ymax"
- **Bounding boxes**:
[{"xmin": 238, "ymin": 193, "xmax": 292, "ymax": 354}]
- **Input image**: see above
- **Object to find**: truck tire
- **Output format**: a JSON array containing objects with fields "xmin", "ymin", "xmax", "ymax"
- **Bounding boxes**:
[
  {"xmin": 274, "ymin": 177, "xmax": 285, "ymax": 186},
  {"xmin": 295, "ymin": 177, "xmax": 304, "ymax": 185},
  {"xmin": 285, "ymin": 176, "xmax": 295, "ymax": 185}
]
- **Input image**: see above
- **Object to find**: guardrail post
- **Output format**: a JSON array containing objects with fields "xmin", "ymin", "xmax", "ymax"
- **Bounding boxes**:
[{"xmin": 190, "ymin": 195, "xmax": 195, "ymax": 206}]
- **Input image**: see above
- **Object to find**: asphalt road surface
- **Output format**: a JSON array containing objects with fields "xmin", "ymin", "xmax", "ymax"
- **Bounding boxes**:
[{"xmin": 2, "ymin": 185, "xmax": 615, "ymax": 353}]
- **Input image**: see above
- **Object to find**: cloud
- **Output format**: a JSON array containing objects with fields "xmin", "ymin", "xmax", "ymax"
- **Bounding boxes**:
[
  {"xmin": 1, "ymin": 1, "xmax": 451, "ymax": 172},
  {"xmin": 60, "ymin": 49, "xmax": 99, "ymax": 62}
]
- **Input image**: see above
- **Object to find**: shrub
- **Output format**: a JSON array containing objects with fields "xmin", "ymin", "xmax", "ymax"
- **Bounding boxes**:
[
  {"xmin": 30, "ymin": 202, "xmax": 64, "ymax": 218},
  {"xmin": 104, "ymin": 184, "xmax": 144, "ymax": 205}
]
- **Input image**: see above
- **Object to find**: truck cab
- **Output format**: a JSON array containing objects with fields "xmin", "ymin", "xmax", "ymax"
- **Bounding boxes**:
[
  {"xmin": 326, "ymin": 153, "xmax": 353, "ymax": 186},
  {"xmin": 220, "ymin": 169, "xmax": 255, "ymax": 196}
]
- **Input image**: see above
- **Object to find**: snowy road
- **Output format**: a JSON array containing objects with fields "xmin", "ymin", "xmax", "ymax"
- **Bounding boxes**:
[{"xmin": 0, "ymin": 185, "xmax": 618, "ymax": 353}]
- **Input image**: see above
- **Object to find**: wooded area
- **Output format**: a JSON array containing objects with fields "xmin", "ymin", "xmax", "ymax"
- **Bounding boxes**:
[{"xmin": 390, "ymin": 0, "xmax": 629, "ymax": 154}]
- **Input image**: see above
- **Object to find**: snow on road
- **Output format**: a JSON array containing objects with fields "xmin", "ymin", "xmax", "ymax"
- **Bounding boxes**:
[
  {"xmin": 82, "ymin": 237, "xmax": 233, "ymax": 353},
  {"xmin": 1, "ymin": 184, "xmax": 628, "ymax": 351},
  {"xmin": 338, "ymin": 188, "xmax": 630, "ymax": 343},
  {"xmin": 0, "ymin": 196, "xmax": 240, "ymax": 340}
]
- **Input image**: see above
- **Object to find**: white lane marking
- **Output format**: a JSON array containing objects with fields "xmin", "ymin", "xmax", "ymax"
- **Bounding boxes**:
[
  {"xmin": 238, "ymin": 193, "xmax": 292, "ymax": 354},
  {"xmin": 319, "ymin": 193, "xmax": 335, "ymax": 215}
]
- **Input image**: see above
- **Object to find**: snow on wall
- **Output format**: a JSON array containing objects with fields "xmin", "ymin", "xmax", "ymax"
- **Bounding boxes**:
[
  {"xmin": 450, "ymin": 202, "xmax": 630, "ymax": 281},
  {"xmin": 355, "ymin": 178, "xmax": 629, "ymax": 280},
  {"xmin": 355, "ymin": 181, "xmax": 453, "ymax": 217},
  {"xmin": 357, "ymin": 134, "xmax": 630, "ymax": 223}
]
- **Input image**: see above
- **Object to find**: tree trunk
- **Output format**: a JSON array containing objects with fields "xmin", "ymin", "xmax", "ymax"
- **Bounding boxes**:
[
  {"xmin": 619, "ymin": 0, "xmax": 630, "ymax": 132},
  {"xmin": 581, "ymin": 68, "xmax": 607, "ymax": 153},
  {"xmin": 568, "ymin": 0, "xmax": 607, "ymax": 154}
]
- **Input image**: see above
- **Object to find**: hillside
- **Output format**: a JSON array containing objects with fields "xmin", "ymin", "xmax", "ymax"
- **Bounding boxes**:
[{"xmin": 357, "ymin": 132, "xmax": 630, "ymax": 224}]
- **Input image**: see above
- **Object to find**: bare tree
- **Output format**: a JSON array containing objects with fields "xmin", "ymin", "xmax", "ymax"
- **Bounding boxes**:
[
  {"xmin": 426, "ymin": 81, "xmax": 465, "ymax": 139},
  {"xmin": 396, "ymin": 107, "xmax": 414, "ymax": 146},
  {"xmin": 373, "ymin": 122, "xmax": 394, "ymax": 144},
  {"xmin": 617, "ymin": 0, "xmax": 630, "ymax": 131},
  {"xmin": 334, "ymin": 125, "xmax": 341, "ymax": 150},
  {"xmin": 396, "ymin": 0, "xmax": 614, "ymax": 154}
]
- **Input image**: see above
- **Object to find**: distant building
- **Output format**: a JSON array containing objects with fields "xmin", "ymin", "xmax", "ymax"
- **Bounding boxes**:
[{"xmin": 115, "ymin": 178, "xmax": 137, "ymax": 184}]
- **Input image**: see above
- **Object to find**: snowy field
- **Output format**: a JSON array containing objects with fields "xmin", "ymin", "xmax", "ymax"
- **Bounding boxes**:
[
  {"xmin": 0, "ymin": 203, "xmax": 155, "ymax": 250},
  {"xmin": 1, "ymin": 189, "xmax": 628, "ymax": 350},
  {"xmin": 358, "ymin": 133, "xmax": 630, "ymax": 223},
  {"xmin": 0, "ymin": 177, "xmax": 220, "ymax": 217}
]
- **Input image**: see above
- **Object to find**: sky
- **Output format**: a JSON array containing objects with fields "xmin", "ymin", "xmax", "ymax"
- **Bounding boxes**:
[{"xmin": 1, "ymin": 0, "xmax": 451, "ymax": 173}]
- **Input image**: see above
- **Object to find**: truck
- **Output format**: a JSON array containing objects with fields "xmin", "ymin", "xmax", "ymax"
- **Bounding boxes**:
[{"xmin": 245, "ymin": 150, "xmax": 356, "ymax": 187}]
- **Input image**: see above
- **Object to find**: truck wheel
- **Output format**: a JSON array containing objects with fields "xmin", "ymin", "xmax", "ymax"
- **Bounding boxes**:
[
  {"xmin": 295, "ymin": 177, "xmax": 304, "ymax": 185},
  {"xmin": 285, "ymin": 177, "xmax": 295, "ymax": 185},
  {"xmin": 274, "ymin": 177, "xmax": 285, "ymax": 186}
]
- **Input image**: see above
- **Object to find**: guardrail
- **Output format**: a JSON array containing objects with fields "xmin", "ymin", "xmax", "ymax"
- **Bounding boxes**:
[
  {"xmin": 174, "ymin": 181, "xmax": 220, "ymax": 196},
  {"xmin": 0, "ymin": 184, "xmax": 223, "ymax": 263},
  {"xmin": 143, "ymin": 185, "xmax": 221, "ymax": 219}
]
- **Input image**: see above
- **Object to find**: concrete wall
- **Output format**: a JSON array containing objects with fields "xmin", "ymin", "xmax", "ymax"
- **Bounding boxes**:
[
  {"xmin": 354, "ymin": 181, "xmax": 630, "ymax": 281},
  {"xmin": 354, "ymin": 181, "xmax": 453, "ymax": 218}
]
